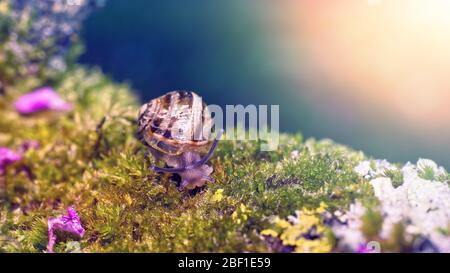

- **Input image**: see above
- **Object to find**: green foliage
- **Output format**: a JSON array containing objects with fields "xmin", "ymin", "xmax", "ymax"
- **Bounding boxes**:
[
  {"xmin": 361, "ymin": 208, "xmax": 383, "ymax": 240},
  {"xmin": 384, "ymin": 168, "xmax": 404, "ymax": 188},
  {"xmin": 418, "ymin": 166, "xmax": 436, "ymax": 181}
]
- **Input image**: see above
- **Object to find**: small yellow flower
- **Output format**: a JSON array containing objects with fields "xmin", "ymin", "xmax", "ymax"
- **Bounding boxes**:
[
  {"xmin": 124, "ymin": 193, "xmax": 133, "ymax": 206},
  {"xmin": 280, "ymin": 226, "xmax": 304, "ymax": 246},
  {"xmin": 294, "ymin": 238, "xmax": 332, "ymax": 253},
  {"xmin": 232, "ymin": 211, "xmax": 238, "ymax": 222},
  {"xmin": 262, "ymin": 203, "xmax": 333, "ymax": 253},
  {"xmin": 316, "ymin": 202, "xmax": 328, "ymax": 213},
  {"xmin": 301, "ymin": 214, "xmax": 321, "ymax": 227},
  {"xmin": 260, "ymin": 229, "xmax": 279, "ymax": 237},
  {"xmin": 232, "ymin": 203, "xmax": 249, "ymax": 224},
  {"xmin": 274, "ymin": 218, "xmax": 291, "ymax": 229},
  {"xmin": 212, "ymin": 189, "xmax": 224, "ymax": 202}
]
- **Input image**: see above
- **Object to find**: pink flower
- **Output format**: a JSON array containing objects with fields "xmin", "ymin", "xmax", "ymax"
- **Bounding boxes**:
[
  {"xmin": 15, "ymin": 87, "xmax": 72, "ymax": 115},
  {"xmin": 356, "ymin": 244, "xmax": 371, "ymax": 253},
  {"xmin": 0, "ymin": 147, "xmax": 22, "ymax": 175},
  {"xmin": 356, "ymin": 241, "xmax": 381, "ymax": 253},
  {"xmin": 47, "ymin": 207, "xmax": 85, "ymax": 253}
]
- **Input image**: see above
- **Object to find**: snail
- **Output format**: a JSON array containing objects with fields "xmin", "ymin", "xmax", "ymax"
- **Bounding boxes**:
[{"xmin": 137, "ymin": 90, "xmax": 223, "ymax": 190}]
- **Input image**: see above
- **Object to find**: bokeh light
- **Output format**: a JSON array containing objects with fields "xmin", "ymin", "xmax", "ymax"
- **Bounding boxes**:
[
  {"xmin": 80, "ymin": 0, "xmax": 450, "ymax": 166},
  {"xmin": 271, "ymin": 0, "xmax": 450, "ymax": 127}
]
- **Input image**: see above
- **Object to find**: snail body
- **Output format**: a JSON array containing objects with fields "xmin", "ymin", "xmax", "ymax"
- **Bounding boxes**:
[{"xmin": 137, "ymin": 90, "xmax": 222, "ymax": 190}]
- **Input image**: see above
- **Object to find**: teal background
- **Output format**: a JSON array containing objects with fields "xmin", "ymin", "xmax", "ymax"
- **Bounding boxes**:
[{"xmin": 78, "ymin": 0, "xmax": 450, "ymax": 167}]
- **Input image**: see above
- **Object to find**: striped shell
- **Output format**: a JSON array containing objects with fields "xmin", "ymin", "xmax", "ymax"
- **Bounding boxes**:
[{"xmin": 137, "ymin": 91, "xmax": 212, "ymax": 155}]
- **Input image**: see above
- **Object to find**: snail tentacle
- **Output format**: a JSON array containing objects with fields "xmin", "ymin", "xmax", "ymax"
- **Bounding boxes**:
[{"xmin": 188, "ymin": 129, "xmax": 223, "ymax": 169}]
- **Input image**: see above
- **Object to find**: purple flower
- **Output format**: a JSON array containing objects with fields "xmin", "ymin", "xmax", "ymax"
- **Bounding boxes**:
[
  {"xmin": 0, "ymin": 147, "xmax": 22, "ymax": 175},
  {"xmin": 47, "ymin": 206, "xmax": 85, "ymax": 253},
  {"xmin": 14, "ymin": 87, "xmax": 72, "ymax": 115}
]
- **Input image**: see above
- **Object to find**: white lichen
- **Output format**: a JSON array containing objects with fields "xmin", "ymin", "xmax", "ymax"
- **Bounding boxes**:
[
  {"xmin": 354, "ymin": 159, "xmax": 397, "ymax": 180},
  {"xmin": 351, "ymin": 158, "xmax": 450, "ymax": 252},
  {"xmin": 331, "ymin": 202, "xmax": 366, "ymax": 251}
]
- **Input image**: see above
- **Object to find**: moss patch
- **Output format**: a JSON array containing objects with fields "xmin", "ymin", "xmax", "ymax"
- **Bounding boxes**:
[{"xmin": 0, "ymin": 66, "xmax": 381, "ymax": 252}]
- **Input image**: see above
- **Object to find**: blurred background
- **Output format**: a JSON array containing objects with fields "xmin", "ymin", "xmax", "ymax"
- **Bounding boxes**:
[{"xmin": 78, "ymin": 0, "xmax": 450, "ymax": 167}]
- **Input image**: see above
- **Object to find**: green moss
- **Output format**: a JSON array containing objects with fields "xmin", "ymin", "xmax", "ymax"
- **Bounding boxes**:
[
  {"xmin": 0, "ymin": 66, "xmax": 379, "ymax": 253},
  {"xmin": 361, "ymin": 208, "xmax": 383, "ymax": 240},
  {"xmin": 384, "ymin": 168, "xmax": 404, "ymax": 188},
  {"xmin": 418, "ymin": 166, "xmax": 436, "ymax": 181}
]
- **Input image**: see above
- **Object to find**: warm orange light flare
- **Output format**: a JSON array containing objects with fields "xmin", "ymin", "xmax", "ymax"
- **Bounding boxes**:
[{"xmin": 271, "ymin": 0, "xmax": 450, "ymax": 128}]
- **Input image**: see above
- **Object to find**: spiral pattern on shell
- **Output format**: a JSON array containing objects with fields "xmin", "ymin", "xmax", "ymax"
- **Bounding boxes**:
[{"xmin": 137, "ymin": 90, "xmax": 213, "ymax": 155}]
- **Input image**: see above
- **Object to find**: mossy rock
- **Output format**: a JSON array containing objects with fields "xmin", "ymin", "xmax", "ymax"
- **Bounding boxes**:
[{"xmin": 1, "ymin": 66, "xmax": 449, "ymax": 253}]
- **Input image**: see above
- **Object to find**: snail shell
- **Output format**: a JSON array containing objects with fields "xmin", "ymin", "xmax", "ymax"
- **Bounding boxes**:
[{"xmin": 137, "ymin": 90, "xmax": 219, "ymax": 190}]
